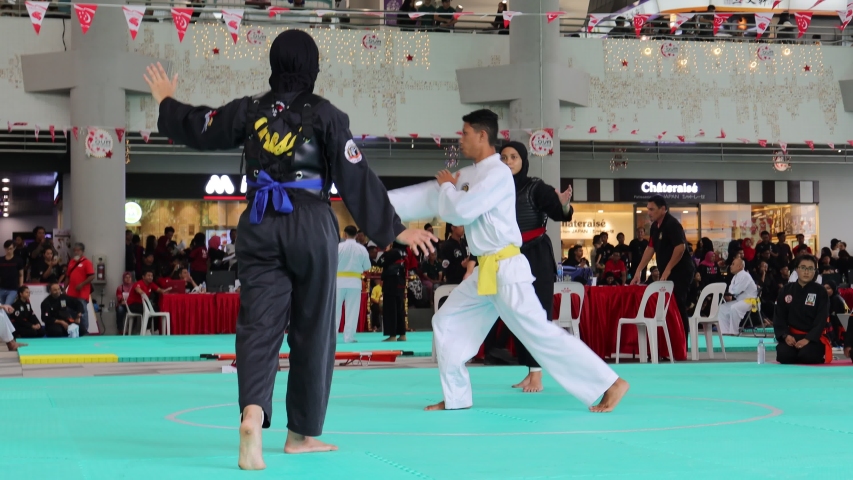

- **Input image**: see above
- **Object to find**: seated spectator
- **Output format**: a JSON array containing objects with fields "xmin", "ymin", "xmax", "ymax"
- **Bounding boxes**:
[
  {"xmin": 140, "ymin": 251, "xmax": 157, "ymax": 277},
  {"xmin": 563, "ymin": 245, "xmax": 589, "ymax": 267},
  {"xmin": 603, "ymin": 250, "xmax": 627, "ymax": 284},
  {"xmin": 128, "ymin": 271, "xmax": 169, "ymax": 317},
  {"xmin": 178, "ymin": 267, "xmax": 200, "ymax": 292},
  {"xmin": 29, "ymin": 248, "xmax": 64, "ymax": 284},
  {"xmin": 116, "ymin": 272, "xmax": 134, "ymax": 334},
  {"xmin": 754, "ymin": 260, "xmax": 777, "ymax": 325},
  {"xmin": 818, "ymin": 255, "xmax": 836, "ymax": 274},
  {"xmin": 717, "ymin": 258, "xmax": 757, "ymax": 335},
  {"xmin": 0, "ymin": 240, "xmax": 24, "ymax": 306},
  {"xmin": 41, "ymin": 282, "xmax": 83, "ymax": 338},
  {"xmin": 11, "ymin": 286, "xmax": 44, "ymax": 338},
  {"xmin": 602, "ymin": 271, "xmax": 618, "ymax": 286},
  {"xmin": 687, "ymin": 272, "xmax": 703, "ymax": 313},
  {"xmin": 697, "ymin": 251, "xmax": 723, "ymax": 287},
  {"xmin": 0, "ymin": 304, "xmax": 26, "ymax": 351},
  {"xmin": 774, "ymin": 255, "xmax": 831, "ymax": 364},
  {"xmin": 644, "ymin": 266, "xmax": 661, "ymax": 284},
  {"xmin": 823, "ymin": 279, "xmax": 848, "ymax": 347}
]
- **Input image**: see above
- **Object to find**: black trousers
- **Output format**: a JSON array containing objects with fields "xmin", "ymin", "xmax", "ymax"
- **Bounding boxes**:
[
  {"xmin": 670, "ymin": 264, "xmax": 695, "ymax": 335},
  {"xmin": 512, "ymin": 237, "xmax": 555, "ymax": 369},
  {"xmin": 370, "ymin": 303, "xmax": 382, "ymax": 331},
  {"xmin": 382, "ymin": 288, "xmax": 406, "ymax": 337},
  {"xmin": 776, "ymin": 333, "xmax": 826, "ymax": 364},
  {"xmin": 235, "ymin": 197, "xmax": 338, "ymax": 436},
  {"xmin": 13, "ymin": 322, "xmax": 45, "ymax": 338},
  {"xmin": 45, "ymin": 323, "xmax": 69, "ymax": 337}
]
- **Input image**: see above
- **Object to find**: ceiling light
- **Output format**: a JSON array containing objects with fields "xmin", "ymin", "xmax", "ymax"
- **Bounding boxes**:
[
  {"xmin": 598, "ymin": 210, "xmax": 604, "ymax": 213},
  {"xmin": 683, "ymin": 210, "xmax": 688, "ymax": 214},
  {"xmin": 1, "ymin": 187, "xmax": 8, "ymax": 192},
  {"xmin": 636, "ymin": 209, "xmax": 642, "ymax": 213},
  {"xmin": 2, "ymin": 213, "xmax": 8, "ymax": 217},
  {"xmin": 1, "ymin": 178, "xmax": 8, "ymax": 183},
  {"xmin": 3, "ymin": 202, "xmax": 7, "ymax": 206}
]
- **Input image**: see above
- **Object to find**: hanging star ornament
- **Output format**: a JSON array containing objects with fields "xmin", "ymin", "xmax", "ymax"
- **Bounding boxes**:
[
  {"xmin": 405, "ymin": 54, "xmax": 413, "ymax": 62},
  {"xmin": 804, "ymin": 64, "xmax": 811, "ymax": 72},
  {"xmin": 621, "ymin": 59, "xmax": 628, "ymax": 67},
  {"xmin": 213, "ymin": 47, "xmax": 220, "ymax": 54}
]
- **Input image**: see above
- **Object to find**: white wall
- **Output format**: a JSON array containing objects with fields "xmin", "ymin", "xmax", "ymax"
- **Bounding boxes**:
[{"xmin": 0, "ymin": 215, "xmax": 58, "ymax": 243}]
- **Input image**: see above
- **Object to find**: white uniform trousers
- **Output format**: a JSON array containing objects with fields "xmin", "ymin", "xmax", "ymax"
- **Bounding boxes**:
[
  {"xmin": 0, "ymin": 311, "xmax": 14, "ymax": 343},
  {"xmin": 335, "ymin": 287, "xmax": 362, "ymax": 343},
  {"xmin": 717, "ymin": 300, "xmax": 752, "ymax": 335},
  {"xmin": 434, "ymin": 266, "xmax": 619, "ymax": 409}
]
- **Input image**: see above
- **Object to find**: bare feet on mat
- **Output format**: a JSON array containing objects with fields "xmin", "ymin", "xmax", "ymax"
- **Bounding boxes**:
[
  {"xmin": 511, "ymin": 376, "xmax": 529, "ymax": 389},
  {"xmin": 284, "ymin": 430, "xmax": 338, "ymax": 454},
  {"xmin": 424, "ymin": 401, "xmax": 470, "ymax": 411},
  {"xmin": 589, "ymin": 378, "xmax": 630, "ymax": 413},
  {"xmin": 522, "ymin": 371, "xmax": 543, "ymax": 393},
  {"xmin": 5, "ymin": 340, "xmax": 25, "ymax": 351},
  {"xmin": 382, "ymin": 337, "xmax": 397, "ymax": 342},
  {"xmin": 397, "ymin": 335, "xmax": 407, "ymax": 341},
  {"xmin": 238, "ymin": 406, "xmax": 266, "ymax": 470}
]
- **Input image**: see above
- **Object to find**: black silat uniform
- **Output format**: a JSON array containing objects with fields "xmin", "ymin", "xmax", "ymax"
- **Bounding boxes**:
[
  {"xmin": 648, "ymin": 212, "xmax": 695, "ymax": 334},
  {"xmin": 11, "ymin": 299, "xmax": 44, "ymax": 338},
  {"xmin": 380, "ymin": 247, "xmax": 407, "ymax": 338},
  {"xmin": 774, "ymin": 281, "xmax": 829, "ymax": 364},
  {"xmin": 40, "ymin": 294, "xmax": 84, "ymax": 338},
  {"xmin": 156, "ymin": 31, "xmax": 405, "ymax": 436}
]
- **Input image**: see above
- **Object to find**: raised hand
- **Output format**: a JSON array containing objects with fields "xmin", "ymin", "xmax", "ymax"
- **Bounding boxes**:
[
  {"xmin": 556, "ymin": 185, "xmax": 573, "ymax": 205},
  {"xmin": 436, "ymin": 170, "xmax": 460, "ymax": 187},
  {"xmin": 396, "ymin": 229, "xmax": 438, "ymax": 257},
  {"xmin": 143, "ymin": 62, "xmax": 178, "ymax": 105}
]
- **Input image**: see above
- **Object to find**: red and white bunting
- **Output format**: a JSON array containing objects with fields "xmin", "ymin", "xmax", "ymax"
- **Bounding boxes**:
[
  {"xmin": 140, "ymin": 129, "xmax": 151, "ymax": 143},
  {"xmin": 588, "ymin": 126, "xmax": 598, "ymax": 134},
  {"xmin": 633, "ymin": 14, "xmax": 654, "ymax": 37},
  {"xmin": 754, "ymin": 12, "xmax": 774, "ymax": 38},
  {"xmin": 115, "ymin": 128, "xmax": 125, "ymax": 142},
  {"xmin": 409, "ymin": 133, "xmax": 419, "ymax": 139},
  {"xmin": 25, "ymin": 1, "xmax": 49, "ymax": 34},
  {"xmin": 385, "ymin": 134, "xmax": 398, "ymax": 143},
  {"xmin": 430, "ymin": 134, "xmax": 441, "ymax": 146},
  {"xmin": 222, "ymin": 9, "xmax": 244, "ymax": 44},
  {"xmin": 171, "ymin": 8, "xmax": 193, "ymax": 42},
  {"xmin": 315, "ymin": 9, "xmax": 333, "ymax": 17},
  {"xmin": 499, "ymin": 130, "xmax": 510, "ymax": 140},
  {"xmin": 848, "ymin": 140, "xmax": 853, "ymax": 147},
  {"xmin": 716, "ymin": 129, "xmax": 727, "ymax": 139},
  {"xmin": 7, "ymin": 121, "xmax": 26, "ymax": 133},
  {"xmin": 670, "ymin": 13, "xmax": 694, "ymax": 34},
  {"xmin": 455, "ymin": 131, "xmax": 463, "ymax": 136},
  {"xmin": 62, "ymin": 127, "xmax": 68, "ymax": 140},
  {"xmin": 829, "ymin": 142, "xmax": 835, "ymax": 150},
  {"xmin": 677, "ymin": 135, "xmax": 685, "ymax": 142},
  {"xmin": 695, "ymin": 129, "xmax": 705, "ymax": 138},
  {"xmin": 737, "ymin": 137, "xmax": 750, "ymax": 144},
  {"xmin": 631, "ymin": 129, "xmax": 639, "ymax": 135},
  {"xmin": 72, "ymin": 126, "xmax": 79, "ymax": 140},
  {"xmin": 547, "ymin": 11, "xmax": 566, "ymax": 24},
  {"xmin": 73, "ymin": 4, "xmax": 98, "ymax": 34},
  {"xmin": 758, "ymin": 139, "xmax": 768, "ymax": 147},
  {"xmin": 49, "ymin": 125, "xmax": 55, "ymax": 143},
  {"xmin": 408, "ymin": 12, "xmax": 426, "ymax": 19},
  {"xmin": 713, "ymin": 13, "xmax": 733, "ymax": 36},
  {"xmin": 608, "ymin": 124, "xmax": 618, "ymax": 134},
  {"xmin": 502, "ymin": 11, "xmax": 520, "ymax": 28},
  {"xmin": 837, "ymin": 5, "xmax": 853, "ymax": 31},
  {"xmin": 587, "ymin": 13, "xmax": 608, "ymax": 32},
  {"xmin": 805, "ymin": 140, "xmax": 815, "ymax": 150},
  {"xmin": 522, "ymin": 128, "xmax": 533, "ymax": 136},
  {"xmin": 779, "ymin": 142, "xmax": 788, "ymax": 153},
  {"xmin": 772, "ymin": 0, "xmax": 782, "ymax": 8},
  {"xmin": 808, "ymin": 0, "xmax": 827, "ymax": 9},
  {"xmin": 795, "ymin": 12, "xmax": 812, "ymax": 38},
  {"xmin": 267, "ymin": 6, "xmax": 289, "ymax": 17},
  {"xmin": 34, "ymin": 125, "xmax": 40, "ymax": 141},
  {"xmin": 453, "ymin": 11, "xmax": 473, "ymax": 20},
  {"xmin": 656, "ymin": 131, "xmax": 667, "ymax": 140},
  {"xmin": 122, "ymin": 5, "xmax": 145, "ymax": 40}
]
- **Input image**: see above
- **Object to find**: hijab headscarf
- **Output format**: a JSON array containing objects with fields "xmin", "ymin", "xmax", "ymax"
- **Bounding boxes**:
[
  {"xmin": 700, "ymin": 251, "xmax": 716, "ymax": 267},
  {"xmin": 208, "ymin": 236, "xmax": 221, "ymax": 250},
  {"xmin": 500, "ymin": 141, "xmax": 530, "ymax": 190},
  {"xmin": 824, "ymin": 279, "xmax": 839, "ymax": 298},
  {"xmin": 121, "ymin": 272, "xmax": 134, "ymax": 292},
  {"xmin": 269, "ymin": 30, "xmax": 320, "ymax": 93}
]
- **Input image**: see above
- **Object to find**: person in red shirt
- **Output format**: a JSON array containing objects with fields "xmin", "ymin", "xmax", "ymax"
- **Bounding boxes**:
[
  {"xmin": 793, "ymin": 233, "xmax": 813, "ymax": 257},
  {"xmin": 66, "ymin": 242, "xmax": 96, "ymax": 336},
  {"xmin": 188, "ymin": 233, "xmax": 209, "ymax": 286},
  {"xmin": 127, "ymin": 271, "xmax": 169, "ymax": 316},
  {"xmin": 155, "ymin": 226, "xmax": 176, "ymax": 268},
  {"xmin": 604, "ymin": 250, "xmax": 627, "ymax": 284}
]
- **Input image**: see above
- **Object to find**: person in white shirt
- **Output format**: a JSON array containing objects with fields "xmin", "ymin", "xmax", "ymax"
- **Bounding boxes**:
[
  {"xmin": 387, "ymin": 109, "xmax": 629, "ymax": 413},
  {"xmin": 335, "ymin": 225, "xmax": 371, "ymax": 343},
  {"xmin": 717, "ymin": 258, "xmax": 758, "ymax": 334}
]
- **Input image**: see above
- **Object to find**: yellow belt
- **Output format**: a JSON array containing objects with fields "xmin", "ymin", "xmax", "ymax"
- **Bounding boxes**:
[
  {"xmin": 477, "ymin": 245, "xmax": 521, "ymax": 296},
  {"xmin": 337, "ymin": 272, "xmax": 362, "ymax": 278}
]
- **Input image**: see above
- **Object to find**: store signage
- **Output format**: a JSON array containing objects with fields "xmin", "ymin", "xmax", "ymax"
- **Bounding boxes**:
[
  {"xmin": 205, "ymin": 175, "xmax": 247, "ymax": 195},
  {"xmin": 617, "ymin": 179, "xmax": 717, "ymax": 203},
  {"xmin": 125, "ymin": 201, "xmax": 142, "ymax": 224}
]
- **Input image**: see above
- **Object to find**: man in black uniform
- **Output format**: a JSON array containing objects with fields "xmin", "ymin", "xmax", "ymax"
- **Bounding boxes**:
[
  {"xmin": 628, "ymin": 227, "xmax": 649, "ymax": 282},
  {"xmin": 631, "ymin": 195, "xmax": 695, "ymax": 335},
  {"xmin": 439, "ymin": 225, "xmax": 470, "ymax": 285},
  {"xmin": 144, "ymin": 31, "xmax": 435, "ymax": 470},
  {"xmin": 40, "ymin": 282, "xmax": 84, "ymax": 338},
  {"xmin": 774, "ymin": 255, "xmax": 830, "ymax": 364}
]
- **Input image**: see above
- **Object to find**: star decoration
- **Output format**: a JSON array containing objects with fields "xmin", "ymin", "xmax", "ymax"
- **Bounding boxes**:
[
  {"xmin": 213, "ymin": 48, "xmax": 220, "ymax": 54},
  {"xmin": 803, "ymin": 64, "xmax": 810, "ymax": 72},
  {"xmin": 406, "ymin": 54, "xmax": 413, "ymax": 62},
  {"xmin": 105, "ymin": 150, "xmax": 113, "ymax": 158},
  {"xmin": 621, "ymin": 59, "xmax": 628, "ymax": 67}
]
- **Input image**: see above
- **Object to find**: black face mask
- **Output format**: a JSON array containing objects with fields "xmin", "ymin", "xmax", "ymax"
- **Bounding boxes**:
[
  {"xmin": 501, "ymin": 141, "xmax": 529, "ymax": 189},
  {"xmin": 268, "ymin": 30, "xmax": 320, "ymax": 94}
]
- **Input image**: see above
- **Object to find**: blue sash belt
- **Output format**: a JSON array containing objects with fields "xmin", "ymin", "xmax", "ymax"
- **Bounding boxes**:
[{"xmin": 246, "ymin": 170, "xmax": 324, "ymax": 225}]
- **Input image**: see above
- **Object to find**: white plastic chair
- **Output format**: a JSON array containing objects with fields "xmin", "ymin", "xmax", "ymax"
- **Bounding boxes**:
[
  {"xmin": 432, "ymin": 284, "xmax": 457, "ymax": 362},
  {"xmin": 123, "ymin": 306, "xmax": 142, "ymax": 336},
  {"xmin": 553, "ymin": 282, "xmax": 584, "ymax": 338},
  {"xmin": 139, "ymin": 294, "xmax": 171, "ymax": 336},
  {"xmin": 615, "ymin": 281, "xmax": 674, "ymax": 364},
  {"xmin": 688, "ymin": 282, "xmax": 727, "ymax": 361}
]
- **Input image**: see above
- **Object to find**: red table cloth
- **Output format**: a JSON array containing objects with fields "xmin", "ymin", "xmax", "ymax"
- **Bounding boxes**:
[
  {"xmin": 160, "ymin": 292, "xmax": 368, "ymax": 335},
  {"xmin": 554, "ymin": 285, "xmax": 687, "ymax": 361},
  {"xmin": 840, "ymin": 289, "xmax": 853, "ymax": 311}
]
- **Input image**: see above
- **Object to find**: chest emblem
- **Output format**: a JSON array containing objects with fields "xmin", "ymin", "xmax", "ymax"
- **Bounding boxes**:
[
  {"xmin": 460, "ymin": 183, "xmax": 469, "ymax": 192},
  {"xmin": 785, "ymin": 295, "xmax": 792, "ymax": 304},
  {"xmin": 805, "ymin": 293, "xmax": 816, "ymax": 306}
]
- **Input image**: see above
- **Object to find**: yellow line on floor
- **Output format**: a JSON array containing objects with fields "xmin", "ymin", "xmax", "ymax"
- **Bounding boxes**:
[{"xmin": 19, "ymin": 354, "xmax": 119, "ymax": 364}]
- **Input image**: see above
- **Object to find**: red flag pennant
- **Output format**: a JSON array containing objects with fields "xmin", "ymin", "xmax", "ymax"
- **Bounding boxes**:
[
  {"xmin": 502, "ymin": 11, "xmax": 520, "ymax": 28},
  {"xmin": 7, "ymin": 121, "xmax": 27, "ymax": 133},
  {"xmin": 608, "ymin": 124, "xmax": 618, "ymax": 134},
  {"xmin": 222, "ymin": 9, "xmax": 244, "ymax": 44},
  {"xmin": 115, "ymin": 128, "xmax": 125, "ymax": 143},
  {"xmin": 73, "ymin": 4, "xmax": 98, "ymax": 34},
  {"xmin": 808, "ymin": 0, "xmax": 827, "ymax": 9},
  {"xmin": 385, "ymin": 135, "xmax": 398, "ymax": 143},
  {"xmin": 588, "ymin": 126, "xmax": 598, "ymax": 134},
  {"xmin": 268, "ymin": 6, "xmax": 289, "ymax": 17},
  {"xmin": 49, "ymin": 125, "xmax": 55, "ymax": 143},
  {"xmin": 25, "ymin": 1, "xmax": 49, "ymax": 34},
  {"xmin": 122, "ymin": 5, "xmax": 145, "ymax": 40},
  {"xmin": 453, "ymin": 11, "xmax": 473, "ymax": 20},
  {"xmin": 805, "ymin": 140, "xmax": 815, "ymax": 150},
  {"xmin": 34, "ymin": 125, "xmax": 40, "ymax": 141},
  {"xmin": 171, "ymin": 8, "xmax": 193, "ymax": 42},
  {"xmin": 670, "ymin": 13, "xmax": 694, "ymax": 34},
  {"xmin": 631, "ymin": 129, "xmax": 639, "ymax": 135},
  {"xmin": 564, "ymin": 125, "xmax": 574, "ymax": 130},
  {"xmin": 737, "ymin": 138, "xmax": 750, "ymax": 144},
  {"xmin": 677, "ymin": 135, "xmax": 685, "ymax": 142},
  {"xmin": 633, "ymin": 14, "xmax": 654, "ymax": 37},
  {"xmin": 838, "ymin": 8, "xmax": 853, "ymax": 31},
  {"xmin": 455, "ymin": 131, "xmax": 463, "ymax": 136},
  {"xmin": 408, "ymin": 12, "xmax": 426, "ymax": 19},
  {"xmin": 548, "ymin": 11, "xmax": 567, "ymax": 24},
  {"xmin": 772, "ymin": 0, "xmax": 782, "ymax": 8},
  {"xmin": 713, "ymin": 13, "xmax": 733, "ymax": 35},
  {"xmin": 829, "ymin": 142, "xmax": 835, "ymax": 150},
  {"xmin": 716, "ymin": 129, "xmax": 726, "ymax": 139},
  {"xmin": 657, "ymin": 131, "xmax": 667, "ymax": 140},
  {"xmin": 72, "ymin": 126, "xmax": 79, "ymax": 140},
  {"xmin": 848, "ymin": 140, "xmax": 853, "ymax": 147},
  {"xmin": 795, "ymin": 12, "xmax": 812, "ymax": 39},
  {"xmin": 587, "ymin": 13, "xmax": 607, "ymax": 31},
  {"xmin": 62, "ymin": 127, "xmax": 67, "ymax": 140},
  {"xmin": 695, "ymin": 129, "xmax": 705, "ymax": 138},
  {"xmin": 430, "ymin": 134, "xmax": 441, "ymax": 146},
  {"xmin": 409, "ymin": 133, "xmax": 419, "ymax": 139},
  {"xmin": 499, "ymin": 130, "xmax": 510, "ymax": 140},
  {"xmin": 140, "ymin": 129, "xmax": 151, "ymax": 143},
  {"xmin": 758, "ymin": 139, "xmax": 768, "ymax": 147},
  {"xmin": 754, "ymin": 12, "xmax": 774, "ymax": 39},
  {"xmin": 779, "ymin": 142, "xmax": 788, "ymax": 153}
]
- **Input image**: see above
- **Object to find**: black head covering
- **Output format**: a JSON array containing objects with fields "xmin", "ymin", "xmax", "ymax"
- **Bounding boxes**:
[
  {"xmin": 268, "ymin": 30, "xmax": 320, "ymax": 93},
  {"xmin": 501, "ymin": 141, "xmax": 529, "ymax": 190},
  {"xmin": 823, "ymin": 279, "xmax": 838, "ymax": 297}
]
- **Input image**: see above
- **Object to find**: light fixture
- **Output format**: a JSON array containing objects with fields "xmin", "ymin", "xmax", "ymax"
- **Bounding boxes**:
[
  {"xmin": 598, "ymin": 210, "xmax": 604, "ymax": 213},
  {"xmin": 415, "ymin": 0, "xmax": 423, "ymax": 5},
  {"xmin": 713, "ymin": 47, "xmax": 721, "ymax": 56},
  {"xmin": 683, "ymin": 210, "xmax": 688, "ymax": 214},
  {"xmin": 749, "ymin": 61, "xmax": 757, "ymax": 69},
  {"xmin": 0, "ymin": 178, "xmax": 8, "ymax": 183},
  {"xmin": 783, "ymin": 48, "xmax": 791, "ymax": 56},
  {"xmin": 2, "ymin": 213, "xmax": 8, "ymax": 218},
  {"xmin": 3, "ymin": 202, "xmax": 7, "ymax": 206},
  {"xmin": 679, "ymin": 59, "xmax": 687, "ymax": 66},
  {"xmin": 1, "ymin": 187, "xmax": 8, "ymax": 192},
  {"xmin": 636, "ymin": 209, "xmax": 642, "ymax": 213},
  {"xmin": 213, "ymin": 12, "xmax": 222, "ymax": 20}
]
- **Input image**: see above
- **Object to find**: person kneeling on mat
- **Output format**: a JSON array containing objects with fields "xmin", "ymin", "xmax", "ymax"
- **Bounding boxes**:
[
  {"xmin": 774, "ymin": 255, "xmax": 832, "ymax": 365},
  {"xmin": 40, "ymin": 282, "xmax": 83, "ymax": 338}
]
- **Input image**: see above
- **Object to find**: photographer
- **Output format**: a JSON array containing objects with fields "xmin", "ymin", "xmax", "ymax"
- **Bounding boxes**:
[{"xmin": 25, "ymin": 226, "xmax": 52, "ymax": 271}]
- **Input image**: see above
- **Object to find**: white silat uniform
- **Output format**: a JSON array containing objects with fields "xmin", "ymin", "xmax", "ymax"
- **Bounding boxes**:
[
  {"xmin": 336, "ymin": 238, "xmax": 371, "ymax": 343},
  {"xmin": 718, "ymin": 269, "xmax": 758, "ymax": 335},
  {"xmin": 0, "ymin": 310, "xmax": 15, "ymax": 344},
  {"xmin": 388, "ymin": 154, "xmax": 618, "ymax": 409}
]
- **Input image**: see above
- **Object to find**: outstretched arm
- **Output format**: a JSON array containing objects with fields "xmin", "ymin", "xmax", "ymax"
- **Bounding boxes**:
[
  {"xmin": 532, "ymin": 181, "xmax": 573, "ymax": 222},
  {"xmin": 436, "ymin": 168, "xmax": 509, "ymax": 226},
  {"xmin": 388, "ymin": 181, "xmax": 441, "ymax": 222}
]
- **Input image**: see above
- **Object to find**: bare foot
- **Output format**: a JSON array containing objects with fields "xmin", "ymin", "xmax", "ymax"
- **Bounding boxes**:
[
  {"xmin": 5, "ymin": 341, "xmax": 25, "ymax": 351},
  {"xmin": 397, "ymin": 335, "xmax": 407, "ymax": 341},
  {"xmin": 522, "ymin": 371, "xmax": 543, "ymax": 393},
  {"xmin": 238, "ymin": 406, "xmax": 266, "ymax": 470},
  {"xmin": 589, "ymin": 378, "xmax": 630, "ymax": 413},
  {"xmin": 424, "ymin": 401, "xmax": 446, "ymax": 411},
  {"xmin": 382, "ymin": 337, "xmax": 397, "ymax": 342},
  {"xmin": 512, "ymin": 373, "xmax": 530, "ymax": 389},
  {"xmin": 284, "ymin": 430, "xmax": 338, "ymax": 454}
]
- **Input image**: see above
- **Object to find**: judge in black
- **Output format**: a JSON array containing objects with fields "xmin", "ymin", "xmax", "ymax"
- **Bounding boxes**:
[
  {"xmin": 499, "ymin": 141, "xmax": 574, "ymax": 392},
  {"xmin": 144, "ymin": 31, "xmax": 436, "ymax": 470},
  {"xmin": 40, "ymin": 282, "xmax": 84, "ymax": 338},
  {"xmin": 379, "ymin": 243, "xmax": 407, "ymax": 342},
  {"xmin": 631, "ymin": 195, "xmax": 696, "ymax": 335},
  {"xmin": 775, "ymin": 255, "xmax": 830, "ymax": 364},
  {"xmin": 11, "ymin": 286, "xmax": 43, "ymax": 338}
]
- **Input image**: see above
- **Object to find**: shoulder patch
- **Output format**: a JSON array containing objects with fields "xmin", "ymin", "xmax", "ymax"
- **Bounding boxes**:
[
  {"xmin": 345, "ymin": 139, "xmax": 363, "ymax": 164},
  {"xmin": 460, "ymin": 183, "xmax": 470, "ymax": 192}
]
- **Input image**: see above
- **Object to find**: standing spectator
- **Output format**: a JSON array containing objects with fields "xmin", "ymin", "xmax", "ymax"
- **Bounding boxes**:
[
  {"xmin": 595, "ymin": 232, "xmax": 615, "ymax": 271},
  {"xmin": 11, "ymin": 286, "xmax": 43, "ymax": 338},
  {"xmin": 132, "ymin": 234, "xmax": 144, "ymax": 280},
  {"xmin": 435, "ymin": 0, "xmax": 457, "ymax": 31},
  {"xmin": 380, "ymin": 244, "xmax": 407, "ymax": 342},
  {"xmin": 335, "ymin": 226, "xmax": 371, "ymax": 344},
  {"xmin": 208, "ymin": 236, "xmax": 227, "ymax": 272},
  {"xmin": 614, "ymin": 233, "xmax": 629, "ymax": 265},
  {"xmin": 115, "ymin": 272, "xmax": 134, "ymax": 334},
  {"xmin": 12, "ymin": 236, "xmax": 25, "ymax": 264},
  {"xmin": 628, "ymin": 227, "xmax": 649, "ymax": 281},
  {"xmin": 0, "ymin": 240, "xmax": 24, "ymax": 306},
  {"xmin": 66, "ymin": 242, "xmax": 96, "ymax": 336},
  {"xmin": 41, "ymin": 282, "xmax": 83, "ymax": 337},
  {"xmin": 29, "ymin": 248, "xmax": 63, "ymax": 284},
  {"xmin": 417, "ymin": 0, "xmax": 437, "ymax": 30},
  {"xmin": 144, "ymin": 235, "xmax": 157, "ymax": 257},
  {"xmin": 25, "ymin": 226, "xmax": 51, "ymax": 269},
  {"xmin": 155, "ymin": 226, "xmax": 176, "ymax": 267},
  {"xmin": 590, "ymin": 234, "xmax": 603, "ymax": 276},
  {"xmin": 490, "ymin": 0, "xmax": 509, "ymax": 34},
  {"xmin": 775, "ymin": 232, "xmax": 793, "ymax": 269},
  {"xmin": 742, "ymin": 238, "xmax": 756, "ymax": 265},
  {"xmin": 697, "ymin": 251, "xmax": 723, "ymax": 288},
  {"xmin": 188, "ymin": 233, "xmax": 209, "ymax": 286},
  {"xmin": 793, "ymin": 234, "xmax": 812, "ymax": 257},
  {"xmin": 397, "ymin": 0, "xmax": 417, "ymax": 30},
  {"xmin": 755, "ymin": 231, "xmax": 776, "ymax": 264},
  {"xmin": 439, "ymin": 225, "xmax": 470, "ymax": 285},
  {"xmin": 125, "ymin": 229, "xmax": 136, "ymax": 274}
]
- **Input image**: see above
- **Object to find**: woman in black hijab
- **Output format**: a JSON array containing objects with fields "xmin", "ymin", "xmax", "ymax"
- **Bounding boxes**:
[
  {"xmin": 823, "ymin": 279, "xmax": 848, "ymax": 346},
  {"xmin": 498, "ymin": 141, "xmax": 574, "ymax": 392}
]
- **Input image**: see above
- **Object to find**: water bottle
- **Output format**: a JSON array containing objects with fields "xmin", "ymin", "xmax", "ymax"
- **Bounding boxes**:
[{"xmin": 757, "ymin": 339, "xmax": 765, "ymax": 364}]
